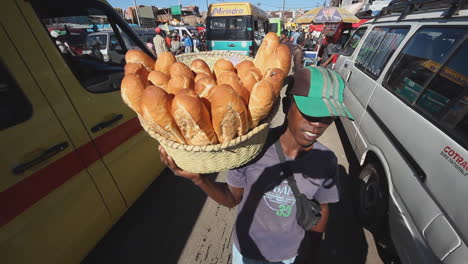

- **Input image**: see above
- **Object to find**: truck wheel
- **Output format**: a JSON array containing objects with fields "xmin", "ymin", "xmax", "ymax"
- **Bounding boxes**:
[{"xmin": 356, "ymin": 162, "xmax": 388, "ymax": 232}]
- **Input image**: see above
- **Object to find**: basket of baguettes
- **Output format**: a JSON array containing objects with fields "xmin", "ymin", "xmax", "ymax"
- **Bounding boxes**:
[{"xmin": 121, "ymin": 33, "xmax": 291, "ymax": 173}]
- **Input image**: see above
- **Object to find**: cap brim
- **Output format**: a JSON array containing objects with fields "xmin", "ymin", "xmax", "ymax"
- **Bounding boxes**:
[{"xmin": 294, "ymin": 95, "xmax": 354, "ymax": 120}]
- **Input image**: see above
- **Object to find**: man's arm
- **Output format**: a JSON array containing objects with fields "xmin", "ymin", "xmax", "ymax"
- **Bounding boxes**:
[
  {"xmin": 310, "ymin": 203, "xmax": 329, "ymax": 232},
  {"xmin": 293, "ymin": 49, "xmax": 304, "ymax": 71},
  {"xmin": 159, "ymin": 146, "xmax": 244, "ymax": 208}
]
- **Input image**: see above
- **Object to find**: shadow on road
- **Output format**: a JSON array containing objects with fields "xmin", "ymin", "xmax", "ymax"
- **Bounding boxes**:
[{"xmin": 82, "ymin": 170, "xmax": 213, "ymax": 264}]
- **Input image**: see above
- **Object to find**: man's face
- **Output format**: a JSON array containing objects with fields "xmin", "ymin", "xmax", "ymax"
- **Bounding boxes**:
[{"xmin": 287, "ymin": 100, "xmax": 335, "ymax": 147}]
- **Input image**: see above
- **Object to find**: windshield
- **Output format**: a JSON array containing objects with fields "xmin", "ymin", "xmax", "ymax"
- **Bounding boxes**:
[
  {"xmin": 207, "ymin": 16, "xmax": 252, "ymax": 40},
  {"xmin": 269, "ymin": 23, "xmax": 278, "ymax": 33},
  {"xmin": 86, "ymin": 34, "xmax": 108, "ymax": 49}
]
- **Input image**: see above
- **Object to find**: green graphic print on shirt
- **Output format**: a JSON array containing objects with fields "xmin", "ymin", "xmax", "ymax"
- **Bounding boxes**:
[{"xmin": 263, "ymin": 180, "xmax": 295, "ymax": 217}]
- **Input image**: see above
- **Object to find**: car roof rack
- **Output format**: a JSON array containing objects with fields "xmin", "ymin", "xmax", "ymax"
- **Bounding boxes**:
[{"xmin": 378, "ymin": 0, "xmax": 467, "ymax": 21}]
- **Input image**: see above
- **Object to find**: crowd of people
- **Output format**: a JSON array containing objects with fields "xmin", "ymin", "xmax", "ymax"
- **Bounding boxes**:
[{"xmin": 147, "ymin": 27, "xmax": 207, "ymax": 58}]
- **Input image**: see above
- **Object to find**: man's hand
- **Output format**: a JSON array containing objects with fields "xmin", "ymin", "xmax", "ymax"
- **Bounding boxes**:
[{"xmin": 158, "ymin": 145, "xmax": 203, "ymax": 184}]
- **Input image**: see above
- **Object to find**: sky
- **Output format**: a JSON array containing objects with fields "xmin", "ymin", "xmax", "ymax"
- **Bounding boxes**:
[{"xmin": 108, "ymin": 0, "xmax": 328, "ymax": 12}]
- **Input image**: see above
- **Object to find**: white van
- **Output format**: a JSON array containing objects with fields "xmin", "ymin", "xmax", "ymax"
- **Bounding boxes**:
[{"xmin": 334, "ymin": 0, "xmax": 468, "ymax": 263}]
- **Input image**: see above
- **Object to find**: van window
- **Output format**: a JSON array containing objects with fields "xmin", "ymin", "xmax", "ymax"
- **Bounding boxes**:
[
  {"xmin": 384, "ymin": 27, "xmax": 467, "ymax": 147},
  {"xmin": 355, "ymin": 27, "xmax": 409, "ymax": 78},
  {"xmin": 340, "ymin": 27, "xmax": 367, "ymax": 56},
  {"xmin": 0, "ymin": 62, "xmax": 33, "ymax": 130},
  {"xmin": 31, "ymin": 0, "xmax": 148, "ymax": 93}
]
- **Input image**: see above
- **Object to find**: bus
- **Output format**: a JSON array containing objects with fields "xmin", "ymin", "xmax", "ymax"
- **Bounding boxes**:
[
  {"xmin": 268, "ymin": 18, "xmax": 284, "ymax": 37},
  {"xmin": 206, "ymin": 2, "xmax": 269, "ymax": 56}
]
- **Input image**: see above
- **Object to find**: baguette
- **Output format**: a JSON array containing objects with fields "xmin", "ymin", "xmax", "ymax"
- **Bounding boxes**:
[
  {"xmin": 125, "ymin": 50, "xmax": 154, "ymax": 72},
  {"xmin": 121, "ymin": 73, "xmax": 145, "ymax": 115},
  {"xmin": 248, "ymin": 80, "xmax": 275, "ymax": 128},
  {"xmin": 217, "ymin": 71, "xmax": 250, "ymax": 106},
  {"xmin": 263, "ymin": 68, "xmax": 285, "ymax": 97},
  {"xmin": 172, "ymin": 89, "xmax": 218, "ymax": 145},
  {"xmin": 213, "ymin": 59, "xmax": 235, "ymax": 80},
  {"xmin": 191, "ymin": 59, "xmax": 213, "ymax": 78},
  {"xmin": 154, "ymin": 51, "xmax": 176, "ymax": 75},
  {"xmin": 210, "ymin": 84, "xmax": 249, "ymax": 143},
  {"xmin": 167, "ymin": 75, "xmax": 194, "ymax": 94},
  {"xmin": 148, "ymin": 71, "xmax": 170, "ymax": 92},
  {"xmin": 170, "ymin": 62, "xmax": 195, "ymax": 80},
  {"xmin": 141, "ymin": 85, "xmax": 186, "ymax": 144}
]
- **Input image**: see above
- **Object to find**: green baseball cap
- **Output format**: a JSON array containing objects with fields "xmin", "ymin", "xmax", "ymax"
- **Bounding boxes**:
[{"xmin": 287, "ymin": 66, "xmax": 354, "ymax": 120}]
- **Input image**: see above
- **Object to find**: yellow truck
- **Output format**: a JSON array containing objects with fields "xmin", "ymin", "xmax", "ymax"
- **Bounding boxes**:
[{"xmin": 0, "ymin": 0, "xmax": 164, "ymax": 263}]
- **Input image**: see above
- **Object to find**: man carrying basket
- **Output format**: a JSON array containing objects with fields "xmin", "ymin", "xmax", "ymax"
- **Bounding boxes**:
[{"xmin": 160, "ymin": 66, "xmax": 353, "ymax": 264}]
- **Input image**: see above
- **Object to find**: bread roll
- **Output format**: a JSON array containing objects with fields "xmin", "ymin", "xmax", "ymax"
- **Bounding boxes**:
[
  {"xmin": 213, "ymin": 59, "xmax": 235, "ymax": 80},
  {"xmin": 195, "ymin": 73, "xmax": 211, "ymax": 83},
  {"xmin": 141, "ymin": 85, "xmax": 186, "ymax": 144},
  {"xmin": 154, "ymin": 51, "xmax": 176, "ymax": 75},
  {"xmin": 148, "ymin": 71, "xmax": 170, "ymax": 92},
  {"xmin": 167, "ymin": 75, "xmax": 194, "ymax": 94},
  {"xmin": 235, "ymin": 60, "xmax": 255, "ymax": 76},
  {"xmin": 125, "ymin": 50, "xmax": 154, "ymax": 72},
  {"xmin": 170, "ymin": 62, "xmax": 195, "ymax": 80},
  {"xmin": 194, "ymin": 77, "xmax": 217, "ymax": 99},
  {"xmin": 191, "ymin": 59, "xmax": 213, "ymax": 78},
  {"xmin": 254, "ymin": 32, "xmax": 291, "ymax": 76},
  {"xmin": 124, "ymin": 63, "xmax": 150, "ymax": 84},
  {"xmin": 248, "ymin": 80, "xmax": 275, "ymax": 128},
  {"xmin": 263, "ymin": 68, "xmax": 285, "ymax": 97},
  {"xmin": 121, "ymin": 73, "xmax": 145, "ymax": 114},
  {"xmin": 172, "ymin": 89, "xmax": 218, "ymax": 145},
  {"xmin": 217, "ymin": 71, "xmax": 250, "ymax": 106},
  {"xmin": 238, "ymin": 67, "xmax": 262, "ymax": 92},
  {"xmin": 210, "ymin": 84, "xmax": 249, "ymax": 143}
]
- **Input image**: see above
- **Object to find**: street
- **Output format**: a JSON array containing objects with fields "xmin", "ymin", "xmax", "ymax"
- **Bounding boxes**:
[{"xmin": 83, "ymin": 94, "xmax": 383, "ymax": 264}]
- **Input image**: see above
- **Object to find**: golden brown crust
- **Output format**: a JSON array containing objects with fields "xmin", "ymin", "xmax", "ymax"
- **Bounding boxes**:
[
  {"xmin": 124, "ymin": 63, "xmax": 150, "ymax": 84},
  {"xmin": 148, "ymin": 71, "xmax": 170, "ymax": 92},
  {"xmin": 194, "ymin": 77, "xmax": 217, "ymax": 100},
  {"xmin": 167, "ymin": 75, "xmax": 194, "ymax": 94},
  {"xmin": 125, "ymin": 50, "xmax": 155, "ymax": 72},
  {"xmin": 154, "ymin": 51, "xmax": 176, "ymax": 75},
  {"xmin": 191, "ymin": 59, "xmax": 213, "ymax": 78},
  {"xmin": 238, "ymin": 67, "xmax": 263, "ymax": 93},
  {"xmin": 170, "ymin": 62, "xmax": 195, "ymax": 80},
  {"xmin": 171, "ymin": 89, "xmax": 218, "ymax": 145},
  {"xmin": 253, "ymin": 33, "xmax": 291, "ymax": 76},
  {"xmin": 121, "ymin": 73, "xmax": 145, "ymax": 115},
  {"xmin": 210, "ymin": 84, "xmax": 249, "ymax": 143},
  {"xmin": 263, "ymin": 68, "xmax": 285, "ymax": 97},
  {"xmin": 235, "ymin": 60, "xmax": 255, "ymax": 76},
  {"xmin": 248, "ymin": 80, "xmax": 275, "ymax": 128},
  {"xmin": 194, "ymin": 73, "xmax": 211, "ymax": 83},
  {"xmin": 213, "ymin": 59, "xmax": 235, "ymax": 80},
  {"xmin": 217, "ymin": 71, "xmax": 250, "ymax": 106},
  {"xmin": 141, "ymin": 85, "xmax": 186, "ymax": 144}
]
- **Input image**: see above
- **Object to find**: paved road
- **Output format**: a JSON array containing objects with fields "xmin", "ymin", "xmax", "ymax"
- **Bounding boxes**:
[{"xmin": 83, "ymin": 96, "xmax": 384, "ymax": 264}]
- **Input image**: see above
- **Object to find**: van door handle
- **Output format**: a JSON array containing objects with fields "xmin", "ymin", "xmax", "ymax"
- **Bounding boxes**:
[
  {"xmin": 12, "ymin": 142, "xmax": 69, "ymax": 174},
  {"xmin": 228, "ymin": 44, "xmax": 235, "ymax": 47},
  {"xmin": 346, "ymin": 71, "xmax": 352, "ymax": 83},
  {"xmin": 91, "ymin": 114, "xmax": 123, "ymax": 133}
]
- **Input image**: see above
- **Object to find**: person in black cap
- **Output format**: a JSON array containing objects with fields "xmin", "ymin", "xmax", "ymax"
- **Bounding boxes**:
[{"xmin": 159, "ymin": 66, "xmax": 353, "ymax": 264}]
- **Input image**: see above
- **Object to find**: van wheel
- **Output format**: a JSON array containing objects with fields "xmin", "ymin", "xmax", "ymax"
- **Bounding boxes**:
[
  {"xmin": 356, "ymin": 163, "xmax": 388, "ymax": 232},
  {"xmin": 356, "ymin": 163, "xmax": 400, "ymax": 263}
]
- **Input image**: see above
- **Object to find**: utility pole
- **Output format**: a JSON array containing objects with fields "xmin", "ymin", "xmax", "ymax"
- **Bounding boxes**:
[
  {"xmin": 282, "ymin": 0, "xmax": 285, "ymax": 19},
  {"xmin": 132, "ymin": 0, "xmax": 141, "ymax": 26},
  {"xmin": 206, "ymin": 0, "xmax": 209, "ymax": 11}
]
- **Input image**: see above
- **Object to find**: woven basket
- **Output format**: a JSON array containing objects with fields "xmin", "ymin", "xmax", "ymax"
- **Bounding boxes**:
[{"xmin": 140, "ymin": 51, "xmax": 279, "ymax": 173}]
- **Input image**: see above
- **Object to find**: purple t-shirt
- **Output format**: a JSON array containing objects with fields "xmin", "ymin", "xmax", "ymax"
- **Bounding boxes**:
[{"xmin": 227, "ymin": 140, "xmax": 339, "ymax": 262}]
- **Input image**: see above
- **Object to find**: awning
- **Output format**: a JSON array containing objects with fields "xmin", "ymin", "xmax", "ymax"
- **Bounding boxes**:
[
  {"xmin": 309, "ymin": 24, "xmax": 324, "ymax": 31},
  {"xmin": 352, "ymin": 19, "xmax": 369, "ymax": 28}
]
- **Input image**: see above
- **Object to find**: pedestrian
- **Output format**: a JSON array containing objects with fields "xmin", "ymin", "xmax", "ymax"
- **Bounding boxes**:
[
  {"xmin": 318, "ymin": 35, "xmax": 342, "ymax": 69},
  {"xmin": 181, "ymin": 32, "xmax": 193, "ymax": 53},
  {"xmin": 281, "ymin": 30, "xmax": 294, "ymax": 54},
  {"xmin": 170, "ymin": 35, "xmax": 183, "ymax": 55},
  {"xmin": 293, "ymin": 36, "xmax": 306, "ymax": 72},
  {"xmin": 159, "ymin": 66, "xmax": 353, "ymax": 264},
  {"xmin": 153, "ymin": 27, "xmax": 168, "ymax": 57},
  {"xmin": 146, "ymin": 39, "xmax": 155, "ymax": 56},
  {"xmin": 193, "ymin": 34, "xmax": 200, "ymax": 53},
  {"xmin": 290, "ymin": 29, "xmax": 301, "ymax": 46}
]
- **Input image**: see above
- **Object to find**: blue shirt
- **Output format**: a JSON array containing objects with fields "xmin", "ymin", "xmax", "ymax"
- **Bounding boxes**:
[
  {"xmin": 291, "ymin": 32, "xmax": 301, "ymax": 45},
  {"xmin": 183, "ymin": 36, "xmax": 193, "ymax": 47}
]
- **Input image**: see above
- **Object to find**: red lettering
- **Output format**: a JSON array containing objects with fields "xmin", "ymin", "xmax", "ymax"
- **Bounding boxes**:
[
  {"xmin": 457, "ymin": 157, "xmax": 464, "ymax": 163},
  {"xmin": 444, "ymin": 146, "xmax": 451, "ymax": 152},
  {"xmin": 453, "ymin": 152, "xmax": 460, "ymax": 160},
  {"xmin": 448, "ymin": 150, "xmax": 455, "ymax": 156}
]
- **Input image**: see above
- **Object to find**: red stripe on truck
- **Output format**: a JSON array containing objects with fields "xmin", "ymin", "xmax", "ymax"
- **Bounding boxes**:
[{"xmin": 0, "ymin": 117, "xmax": 142, "ymax": 227}]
